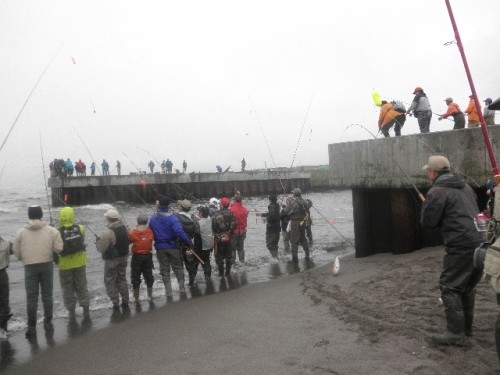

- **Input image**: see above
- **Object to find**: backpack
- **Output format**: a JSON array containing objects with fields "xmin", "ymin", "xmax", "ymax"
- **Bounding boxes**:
[
  {"xmin": 176, "ymin": 213, "xmax": 196, "ymax": 238},
  {"xmin": 59, "ymin": 225, "xmax": 85, "ymax": 256},
  {"xmin": 392, "ymin": 100, "xmax": 406, "ymax": 113},
  {"xmin": 213, "ymin": 211, "xmax": 234, "ymax": 243}
]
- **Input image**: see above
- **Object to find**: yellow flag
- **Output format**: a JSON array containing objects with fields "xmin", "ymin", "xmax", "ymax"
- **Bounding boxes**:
[{"xmin": 372, "ymin": 91, "xmax": 382, "ymax": 107}]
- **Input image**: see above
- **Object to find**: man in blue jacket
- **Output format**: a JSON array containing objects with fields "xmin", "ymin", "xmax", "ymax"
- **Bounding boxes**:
[{"xmin": 149, "ymin": 196, "xmax": 193, "ymax": 297}]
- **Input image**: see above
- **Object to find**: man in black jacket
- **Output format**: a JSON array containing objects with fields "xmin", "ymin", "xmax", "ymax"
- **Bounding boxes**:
[
  {"xmin": 258, "ymin": 195, "xmax": 281, "ymax": 258},
  {"xmin": 421, "ymin": 155, "xmax": 483, "ymax": 345}
]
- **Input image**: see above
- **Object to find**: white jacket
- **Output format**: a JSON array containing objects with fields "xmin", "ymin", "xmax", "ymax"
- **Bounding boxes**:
[{"xmin": 13, "ymin": 220, "xmax": 63, "ymax": 265}]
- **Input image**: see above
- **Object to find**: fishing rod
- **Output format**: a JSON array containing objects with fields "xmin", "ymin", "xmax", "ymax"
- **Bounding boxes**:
[
  {"xmin": 342, "ymin": 123, "xmax": 425, "ymax": 202},
  {"xmin": 290, "ymin": 95, "xmax": 314, "ymax": 169},
  {"xmin": 310, "ymin": 206, "xmax": 353, "ymax": 247},
  {"xmin": 0, "ymin": 43, "xmax": 64, "ymax": 156},
  {"xmin": 39, "ymin": 130, "xmax": 54, "ymax": 225}
]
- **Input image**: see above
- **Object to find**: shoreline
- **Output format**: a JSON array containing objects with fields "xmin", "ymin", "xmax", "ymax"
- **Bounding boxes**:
[{"xmin": 3, "ymin": 246, "xmax": 499, "ymax": 375}]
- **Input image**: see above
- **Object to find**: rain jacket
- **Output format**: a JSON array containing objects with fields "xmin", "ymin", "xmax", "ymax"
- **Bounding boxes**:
[
  {"xmin": 149, "ymin": 209, "xmax": 192, "ymax": 250},
  {"xmin": 261, "ymin": 202, "xmax": 281, "ymax": 233},
  {"xmin": 230, "ymin": 202, "xmax": 249, "ymax": 235},
  {"xmin": 407, "ymin": 92, "xmax": 432, "ymax": 114},
  {"xmin": 441, "ymin": 103, "xmax": 462, "ymax": 119},
  {"xmin": 378, "ymin": 103, "xmax": 402, "ymax": 129},
  {"xmin": 420, "ymin": 173, "xmax": 483, "ymax": 249},
  {"xmin": 13, "ymin": 220, "xmax": 63, "ymax": 265},
  {"xmin": 128, "ymin": 225, "xmax": 154, "ymax": 255},
  {"xmin": 96, "ymin": 220, "xmax": 129, "ymax": 259},
  {"xmin": 58, "ymin": 207, "xmax": 88, "ymax": 270},
  {"xmin": 465, "ymin": 99, "xmax": 481, "ymax": 123}
]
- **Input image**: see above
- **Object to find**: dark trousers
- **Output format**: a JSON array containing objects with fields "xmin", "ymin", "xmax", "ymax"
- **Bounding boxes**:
[
  {"xmin": 183, "ymin": 248, "xmax": 203, "ymax": 279},
  {"xmin": 131, "ymin": 253, "xmax": 154, "ymax": 288},
  {"xmin": 266, "ymin": 231, "xmax": 280, "ymax": 257},
  {"xmin": 215, "ymin": 242, "xmax": 231, "ymax": 274},
  {"xmin": 199, "ymin": 249, "xmax": 212, "ymax": 277},
  {"xmin": 0, "ymin": 269, "xmax": 10, "ymax": 330},
  {"xmin": 453, "ymin": 113, "xmax": 466, "ymax": 129},
  {"xmin": 417, "ymin": 111, "xmax": 432, "ymax": 133},
  {"xmin": 25, "ymin": 262, "xmax": 54, "ymax": 326}
]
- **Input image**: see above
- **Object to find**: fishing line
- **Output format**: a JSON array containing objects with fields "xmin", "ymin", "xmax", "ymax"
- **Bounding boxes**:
[
  {"xmin": 290, "ymin": 94, "xmax": 314, "ymax": 169},
  {"xmin": 39, "ymin": 129, "xmax": 54, "ymax": 225},
  {"xmin": 310, "ymin": 206, "xmax": 353, "ymax": 247},
  {"xmin": 0, "ymin": 42, "xmax": 64, "ymax": 155}
]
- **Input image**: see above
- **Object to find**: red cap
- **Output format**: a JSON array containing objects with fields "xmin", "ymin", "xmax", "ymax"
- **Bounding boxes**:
[
  {"xmin": 413, "ymin": 87, "xmax": 423, "ymax": 94},
  {"xmin": 220, "ymin": 197, "xmax": 230, "ymax": 208}
]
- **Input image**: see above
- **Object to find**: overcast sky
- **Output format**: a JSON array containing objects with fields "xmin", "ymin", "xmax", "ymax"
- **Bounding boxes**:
[{"xmin": 1, "ymin": 0, "xmax": 499, "ymax": 189}]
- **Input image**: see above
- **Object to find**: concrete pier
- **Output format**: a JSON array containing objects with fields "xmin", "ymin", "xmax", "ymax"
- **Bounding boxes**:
[
  {"xmin": 329, "ymin": 127, "xmax": 498, "ymax": 256},
  {"xmin": 48, "ymin": 170, "xmax": 311, "ymax": 206}
]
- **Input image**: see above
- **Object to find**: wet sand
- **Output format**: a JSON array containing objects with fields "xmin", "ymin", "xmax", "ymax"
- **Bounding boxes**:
[{"xmin": 2, "ymin": 246, "xmax": 499, "ymax": 375}]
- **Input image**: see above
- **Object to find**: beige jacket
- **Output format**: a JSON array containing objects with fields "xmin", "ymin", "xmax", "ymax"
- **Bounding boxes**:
[{"xmin": 13, "ymin": 220, "xmax": 63, "ymax": 265}]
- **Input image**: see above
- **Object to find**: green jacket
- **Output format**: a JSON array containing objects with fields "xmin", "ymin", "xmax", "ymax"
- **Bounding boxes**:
[{"xmin": 58, "ymin": 207, "xmax": 89, "ymax": 270}]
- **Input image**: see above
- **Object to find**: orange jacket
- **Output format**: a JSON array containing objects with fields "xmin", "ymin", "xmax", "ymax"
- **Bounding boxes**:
[
  {"xmin": 378, "ymin": 103, "xmax": 402, "ymax": 129},
  {"xmin": 128, "ymin": 225, "xmax": 154, "ymax": 255},
  {"xmin": 465, "ymin": 99, "xmax": 480, "ymax": 123},
  {"xmin": 441, "ymin": 103, "xmax": 462, "ymax": 119}
]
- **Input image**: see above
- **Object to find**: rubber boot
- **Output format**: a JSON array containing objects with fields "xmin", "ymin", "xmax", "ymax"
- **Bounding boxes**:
[
  {"xmin": 147, "ymin": 287, "xmax": 153, "ymax": 300},
  {"xmin": 225, "ymin": 262, "xmax": 232, "ymax": 276},
  {"xmin": 432, "ymin": 311, "xmax": 465, "ymax": 346},
  {"xmin": 304, "ymin": 248, "xmax": 310, "ymax": 261},
  {"xmin": 133, "ymin": 288, "xmax": 140, "ymax": 302},
  {"xmin": 178, "ymin": 278, "xmax": 186, "ymax": 293},
  {"xmin": 292, "ymin": 255, "xmax": 299, "ymax": 263},
  {"xmin": 218, "ymin": 264, "xmax": 224, "ymax": 277},
  {"xmin": 164, "ymin": 280, "xmax": 173, "ymax": 297},
  {"xmin": 188, "ymin": 274, "xmax": 195, "ymax": 287},
  {"xmin": 464, "ymin": 310, "xmax": 474, "ymax": 337}
]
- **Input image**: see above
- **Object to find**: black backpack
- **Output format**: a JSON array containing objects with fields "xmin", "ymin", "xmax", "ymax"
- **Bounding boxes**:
[{"xmin": 59, "ymin": 225, "xmax": 85, "ymax": 256}]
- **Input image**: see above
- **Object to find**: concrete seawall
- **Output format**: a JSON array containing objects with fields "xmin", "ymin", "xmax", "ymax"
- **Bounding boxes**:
[{"xmin": 329, "ymin": 127, "xmax": 498, "ymax": 256}]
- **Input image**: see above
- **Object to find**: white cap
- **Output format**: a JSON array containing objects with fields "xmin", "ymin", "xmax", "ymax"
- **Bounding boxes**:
[{"xmin": 104, "ymin": 209, "xmax": 120, "ymax": 219}]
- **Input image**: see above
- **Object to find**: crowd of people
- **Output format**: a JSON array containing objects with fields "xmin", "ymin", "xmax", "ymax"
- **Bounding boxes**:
[
  {"xmin": 378, "ymin": 87, "xmax": 496, "ymax": 137},
  {"xmin": 0, "ymin": 188, "xmax": 313, "ymax": 340}
]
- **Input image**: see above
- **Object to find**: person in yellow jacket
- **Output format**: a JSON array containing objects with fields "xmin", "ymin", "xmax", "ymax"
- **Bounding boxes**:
[
  {"xmin": 58, "ymin": 207, "xmax": 90, "ymax": 320},
  {"xmin": 378, "ymin": 100, "xmax": 406, "ymax": 138},
  {"xmin": 465, "ymin": 94, "xmax": 481, "ymax": 128}
]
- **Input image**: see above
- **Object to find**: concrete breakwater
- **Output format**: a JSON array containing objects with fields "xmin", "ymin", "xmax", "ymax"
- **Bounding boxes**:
[{"xmin": 48, "ymin": 170, "xmax": 314, "ymax": 206}]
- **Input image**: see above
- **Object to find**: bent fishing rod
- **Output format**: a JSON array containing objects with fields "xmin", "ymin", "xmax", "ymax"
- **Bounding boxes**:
[
  {"xmin": 290, "ymin": 94, "xmax": 314, "ymax": 169},
  {"xmin": 0, "ymin": 43, "xmax": 64, "ymax": 155},
  {"xmin": 39, "ymin": 129, "xmax": 54, "ymax": 225}
]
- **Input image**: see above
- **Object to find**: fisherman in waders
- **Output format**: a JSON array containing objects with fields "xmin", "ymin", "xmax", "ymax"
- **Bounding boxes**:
[
  {"xmin": 406, "ymin": 86, "xmax": 432, "ymax": 133},
  {"xmin": 420, "ymin": 155, "xmax": 483, "ymax": 345},
  {"xmin": 128, "ymin": 214, "xmax": 154, "ymax": 302},
  {"xmin": 280, "ymin": 197, "xmax": 293, "ymax": 254},
  {"xmin": 378, "ymin": 100, "xmax": 406, "ymax": 137},
  {"xmin": 438, "ymin": 97, "xmax": 466, "ymax": 129},
  {"xmin": 149, "ymin": 196, "xmax": 192, "ymax": 297},
  {"xmin": 230, "ymin": 194, "xmax": 249, "ymax": 264},
  {"xmin": 57, "ymin": 207, "xmax": 90, "ymax": 321},
  {"xmin": 0, "ymin": 236, "xmax": 12, "ymax": 339},
  {"xmin": 285, "ymin": 188, "xmax": 310, "ymax": 263},
  {"xmin": 175, "ymin": 200, "xmax": 202, "ymax": 287},
  {"xmin": 212, "ymin": 198, "xmax": 236, "ymax": 276},
  {"xmin": 96, "ymin": 209, "xmax": 130, "ymax": 309},
  {"xmin": 257, "ymin": 195, "xmax": 281, "ymax": 258}
]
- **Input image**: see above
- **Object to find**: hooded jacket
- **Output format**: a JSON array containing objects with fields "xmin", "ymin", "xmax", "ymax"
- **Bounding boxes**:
[
  {"xmin": 420, "ymin": 173, "xmax": 483, "ymax": 249},
  {"xmin": 58, "ymin": 207, "xmax": 88, "ymax": 270},
  {"xmin": 13, "ymin": 220, "xmax": 63, "ymax": 265},
  {"xmin": 148, "ymin": 208, "xmax": 192, "ymax": 250},
  {"xmin": 229, "ymin": 202, "xmax": 249, "ymax": 234},
  {"xmin": 378, "ymin": 103, "xmax": 403, "ymax": 129},
  {"xmin": 407, "ymin": 92, "xmax": 432, "ymax": 114}
]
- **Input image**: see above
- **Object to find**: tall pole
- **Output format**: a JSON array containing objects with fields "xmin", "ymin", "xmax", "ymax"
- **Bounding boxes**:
[{"xmin": 444, "ymin": 0, "xmax": 500, "ymax": 183}]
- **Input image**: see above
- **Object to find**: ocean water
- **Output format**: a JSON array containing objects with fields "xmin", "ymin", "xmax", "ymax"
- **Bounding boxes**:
[{"xmin": 0, "ymin": 188, "xmax": 353, "ymax": 348}]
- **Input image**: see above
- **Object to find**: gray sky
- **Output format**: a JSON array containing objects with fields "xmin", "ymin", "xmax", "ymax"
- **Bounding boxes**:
[{"xmin": 1, "ymin": 0, "xmax": 499, "ymax": 189}]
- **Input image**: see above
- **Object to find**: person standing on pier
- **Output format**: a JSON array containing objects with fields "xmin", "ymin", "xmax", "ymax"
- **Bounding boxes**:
[
  {"xmin": 182, "ymin": 160, "xmax": 187, "ymax": 173},
  {"xmin": 420, "ymin": 155, "xmax": 483, "ymax": 346},
  {"xmin": 406, "ymin": 87, "xmax": 432, "ymax": 133},
  {"xmin": 101, "ymin": 159, "xmax": 110, "ymax": 176},
  {"xmin": 148, "ymin": 160, "xmax": 155, "ymax": 174},
  {"xmin": 57, "ymin": 207, "xmax": 90, "ymax": 320},
  {"xmin": 483, "ymin": 98, "xmax": 495, "ymax": 125},
  {"xmin": 438, "ymin": 97, "xmax": 465, "ymax": 129},
  {"xmin": 230, "ymin": 194, "xmax": 249, "ymax": 264},
  {"xmin": 149, "ymin": 196, "xmax": 193, "ymax": 297},
  {"xmin": 285, "ymin": 188, "xmax": 310, "ymax": 263},
  {"xmin": 116, "ymin": 160, "xmax": 121, "ymax": 176},
  {"xmin": 464, "ymin": 94, "xmax": 481, "ymax": 128},
  {"xmin": 241, "ymin": 158, "xmax": 246, "ymax": 172},
  {"xmin": 90, "ymin": 161, "xmax": 96, "ymax": 176},
  {"xmin": 378, "ymin": 100, "xmax": 406, "ymax": 138},
  {"xmin": 13, "ymin": 205, "xmax": 63, "ymax": 338},
  {"xmin": 96, "ymin": 209, "xmax": 130, "ymax": 309}
]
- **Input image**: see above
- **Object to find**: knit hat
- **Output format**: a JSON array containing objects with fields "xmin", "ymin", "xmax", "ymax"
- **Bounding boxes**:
[
  {"xmin": 157, "ymin": 196, "xmax": 171, "ymax": 208},
  {"xmin": 220, "ymin": 197, "xmax": 230, "ymax": 208},
  {"xmin": 28, "ymin": 205, "xmax": 43, "ymax": 220}
]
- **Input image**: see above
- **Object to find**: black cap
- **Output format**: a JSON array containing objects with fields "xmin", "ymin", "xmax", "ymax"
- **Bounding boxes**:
[{"xmin": 28, "ymin": 205, "xmax": 43, "ymax": 220}]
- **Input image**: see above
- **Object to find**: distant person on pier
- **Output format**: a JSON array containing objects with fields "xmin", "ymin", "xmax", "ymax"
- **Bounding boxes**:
[
  {"xmin": 66, "ymin": 158, "xmax": 75, "ymax": 176},
  {"xmin": 280, "ymin": 197, "xmax": 293, "ymax": 254},
  {"xmin": 96, "ymin": 209, "xmax": 130, "ymax": 310},
  {"xmin": 13, "ymin": 205, "xmax": 63, "ymax": 338},
  {"xmin": 197, "ymin": 206, "xmax": 214, "ymax": 280},
  {"xmin": 285, "ymin": 188, "xmax": 310, "ymax": 263},
  {"xmin": 241, "ymin": 158, "xmax": 246, "ymax": 172},
  {"xmin": 464, "ymin": 95, "xmax": 481, "ymax": 128},
  {"xmin": 90, "ymin": 161, "xmax": 96, "ymax": 176},
  {"xmin": 406, "ymin": 87, "xmax": 432, "ymax": 133},
  {"xmin": 420, "ymin": 155, "xmax": 483, "ymax": 346},
  {"xmin": 128, "ymin": 214, "xmax": 154, "ymax": 302},
  {"xmin": 212, "ymin": 197, "xmax": 236, "ymax": 276},
  {"xmin": 182, "ymin": 160, "xmax": 187, "ymax": 173},
  {"xmin": 148, "ymin": 160, "xmax": 155, "ymax": 174},
  {"xmin": 116, "ymin": 160, "xmax": 121, "ymax": 176},
  {"xmin": 257, "ymin": 194, "xmax": 281, "ymax": 258},
  {"xmin": 0, "ymin": 236, "xmax": 12, "ymax": 339},
  {"xmin": 483, "ymin": 98, "xmax": 495, "ymax": 125},
  {"xmin": 230, "ymin": 194, "xmax": 249, "ymax": 264},
  {"xmin": 149, "ymin": 196, "xmax": 193, "ymax": 297},
  {"xmin": 165, "ymin": 159, "xmax": 173, "ymax": 174},
  {"xmin": 57, "ymin": 207, "xmax": 90, "ymax": 321},
  {"xmin": 438, "ymin": 97, "xmax": 465, "ymax": 129},
  {"xmin": 101, "ymin": 159, "xmax": 110, "ymax": 176},
  {"xmin": 378, "ymin": 100, "xmax": 406, "ymax": 138},
  {"xmin": 216, "ymin": 165, "xmax": 223, "ymax": 173},
  {"xmin": 75, "ymin": 159, "xmax": 86, "ymax": 176},
  {"xmin": 161, "ymin": 160, "xmax": 166, "ymax": 174}
]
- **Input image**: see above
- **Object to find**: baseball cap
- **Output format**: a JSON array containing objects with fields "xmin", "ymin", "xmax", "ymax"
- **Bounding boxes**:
[
  {"xmin": 422, "ymin": 155, "xmax": 451, "ymax": 171},
  {"xmin": 177, "ymin": 199, "xmax": 192, "ymax": 209},
  {"xmin": 104, "ymin": 209, "xmax": 120, "ymax": 219}
]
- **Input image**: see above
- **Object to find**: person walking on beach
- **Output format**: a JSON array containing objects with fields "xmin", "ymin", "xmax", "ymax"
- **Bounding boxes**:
[
  {"xmin": 465, "ymin": 95, "xmax": 481, "ymax": 128},
  {"xmin": 438, "ymin": 97, "xmax": 465, "ymax": 129},
  {"xmin": 285, "ymin": 188, "xmax": 310, "ymax": 263},
  {"xmin": 149, "ymin": 196, "xmax": 193, "ymax": 297},
  {"xmin": 213, "ymin": 198, "xmax": 236, "ymax": 277},
  {"xmin": 128, "ymin": 214, "xmax": 155, "ymax": 302},
  {"xmin": 420, "ymin": 155, "xmax": 483, "ymax": 345},
  {"xmin": 257, "ymin": 195, "xmax": 281, "ymax": 258},
  {"xmin": 13, "ymin": 205, "xmax": 63, "ymax": 338},
  {"xmin": 483, "ymin": 98, "xmax": 496, "ymax": 125},
  {"xmin": 57, "ymin": 207, "xmax": 90, "ymax": 320},
  {"xmin": 0, "ymin": 236, "xmax": 12, "ymax": 339},
  {"xmin": 378, "ymin": 100, "xmax": 406, "ymax": 137},
  {"xmin": 96, "ymin": 209, "xmax": 130, "ymax": 309},
  {"xmin": 406, "ymin": 87, "xmax": 432, "ymax": 133},
  {"xmin": 197, "ymin": 206, "xmax": 214, "ymax": 280},
  {"xmin": 230, "ymin": 194, "xmax": 249, "ymax": 264}
]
